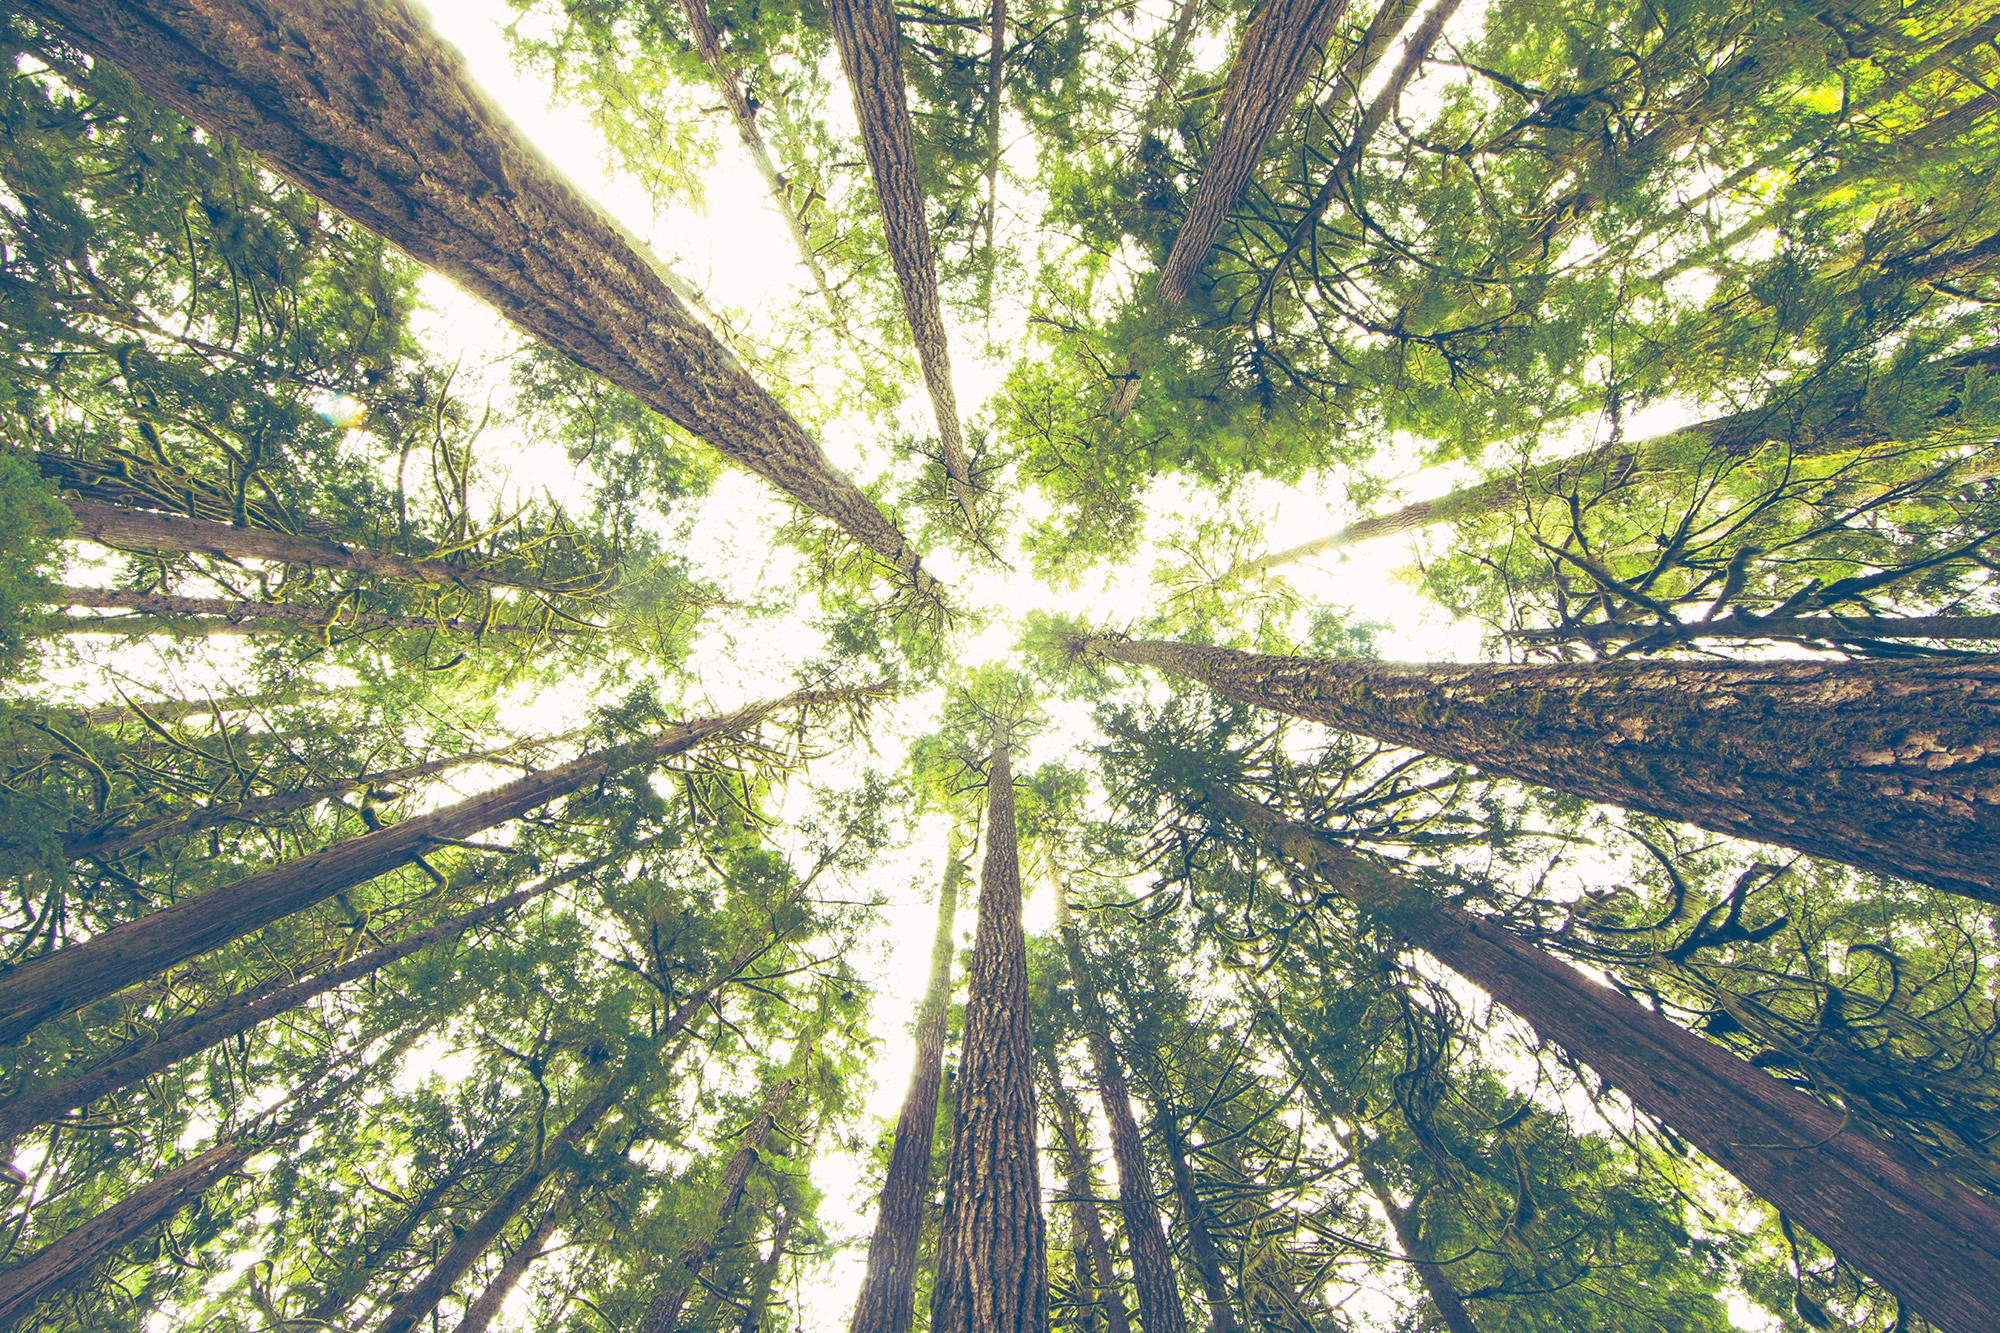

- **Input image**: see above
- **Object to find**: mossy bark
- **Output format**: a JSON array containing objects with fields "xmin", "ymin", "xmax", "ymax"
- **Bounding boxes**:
[{"xmin": 1092, "ymin": 638, "xmax": 2000, "ymax": 900}]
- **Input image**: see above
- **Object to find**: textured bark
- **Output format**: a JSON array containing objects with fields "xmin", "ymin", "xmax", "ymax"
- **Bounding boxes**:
[
  {"xmin": 0, "ymin": 850, "xmax": 625, "ymax": 1141},
  {"xmin": 1216, "ymin": 790, "xmax": 2000, "ymax": 1333},
  {"xmin": 451, "ymin": 1194, "xmax": 568, "ymax": 1333},
  {"xmin": 1089, "ymin": 638, "xmax": 2000, "ymax": 900},
  {"xmin": 59, "ymin": 500, "xmax": 591, "ymax": 596},
  {"xmin": 1250, "ymin": 1008, "xmax": 1478, "ymax": 1333},
  {"xmin": 0, "ymin": 689, "xmax": 822, "ymax": 1045},
  {"xmin": 827, "ymin": 0, "xmax": 981, "ymax": 540},
  {"xmin": 29, "ymin": 0, "xmax": 939, "ymax": 601},
  {"xmin": 929, "ymin": 743, "xmax": 1048, "ymax": 1333},
  {"xmin": 849, "ymin": 820, "xmax": 967, "ymax": 1333},
  {"xmin": 1153, "ymin": 1112, "xmax": 1239, "ymax": 1333},
  {"xmin": 637, "ymin": 1074, "xmax": 799, "ymax": 1333},
  {"xmin": 1058, "ymin": 888, "xmax": 1187, "ymax": 1333},
  {"xmin": 1513, "ymin": 613, "xmax": 2000, "ymax": 649},
  {"xmin": 55, "ymin": 586, "xmax": 593, "ymax": 638},
  {"xmin": 1042, "ymin": 1061, "xmax": 1135, "ymax": 1333}
]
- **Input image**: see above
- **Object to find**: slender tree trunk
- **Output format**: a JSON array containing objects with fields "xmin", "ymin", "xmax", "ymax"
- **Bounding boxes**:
[
  {"xmin": 1213, "ymin": 786, "xmax": 2000, "ymax": 1333},
  {"xmin": 849, "ymin": 819, "xmax": 967, "ymax": 1333},
  {"xmin": 295, "ymin": 1145, "xmax": 490, "ymax": 1331},
  {"xmin": 1151, "ymin": 1110, "xmax": 1238, "ymax": 1333},
  {"xmin": 31, "ymin": 0, "xmax": 940, "ymax": 602},
  {"xmin": 1513, "ymin": 613, "xmax": 2000, "ymax": 649},
  {"xmin": 0, "ymin": 850, "xmax": 629, "ymax": 1141},
  {"xmin": 827, "ymin": 0, "xmax": 982, "ymax": 542},
  {"xmin": 54, "ymin": 586, "xmax": 594, "ymax": 638},
  {"xmin": 1086, "ymin": 638, "xmax": 2000, "ymax": 901},
  {"xmin": 1249, "ymin": 1007, "xmax": 1478, "ymax": 1333},
  {"xmin": 24, "ymin": 685, "xmax": 366, "ymax": 731},
  {"xmin": 451, "ymin": 1192, "xmax": 569, "ymax": 1333},
  {"xmin": 930, "ymin": 741, "xmax": 1047, "ymax": 1333},
  {"xmin": 736, "ymin": 1175, "xmax": 800, "ymax": 1333},
  {"xmin": 0, "ymin": 687, "xmax": 834, "ymax": 1045},
  {"xmin": 1057, "ymin": 887, "xmax": 1187, "ymax": 1333},
  {"xmin": 1042, "ymin": 1058, "xmax": 1135, "ymax": 1333}
]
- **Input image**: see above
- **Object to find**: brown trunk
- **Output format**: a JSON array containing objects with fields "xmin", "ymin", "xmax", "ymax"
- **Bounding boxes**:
[
  {"xmin": 451, "ymin": 1194, "xmax": 569, "ymax": 1333},
  {"xmin": 1087, "ymin": 638, "xmax": 2000, "ymax": 901},
  {"xmin": 736, "ymin": 1175, "xmax": 801, "ymax": 1333},
  {"xmin": 1513, "ymin": 613, "xmax": 2000, "ymax": 649},
  {"xmin": 826, "ymin": 0, "xmax": 982, "ymax": 541},
  {"xmin": 0, "ymin": 849, "xmax": 630, "ymax": 1141},
  {"xmin": 0, "ymin": 687, "xmax": 830, "ymax": 1045},
  {"xmin": 295, "ymin": 1144, "xmax": 489, "ymax": 1330},
  {"xmin": 1152, "ymin": 1111, "xmax": 1238, "ymax": 1333},
  {"xmin": 30, "ymin": 0, "xmax": 939, "ymax": 602},
  {"xmin": 1057, "ymin": 888, "xmax": 1187, "ymax": 1333},
  {"xmin": 1215, "ymin": 787, "xmax": 2000, "ymax": 1333},
  {"xmin": 929, "ymin": 742, "xmax": 1047, "ymax": 1333},
  {"xmin": 1042, "ymin": 1058, "xmax": 1135, "ymax": 1333},
  {"xmin": 1249, "ymin": 1007, "xmax": 1478, "ymax": 1333},
  {"xmin": 848, "ymin": 820, "xmax": 967, "ymax": 1333},
  {"xmin": 55, "ymin": 586, "xmax": 594, "ymax": 638}
]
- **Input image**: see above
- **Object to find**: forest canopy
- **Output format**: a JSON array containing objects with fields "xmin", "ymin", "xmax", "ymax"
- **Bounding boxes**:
[{"xmin": 0, "ymin": 0, "xmax": 1997, "ymax": 1330}]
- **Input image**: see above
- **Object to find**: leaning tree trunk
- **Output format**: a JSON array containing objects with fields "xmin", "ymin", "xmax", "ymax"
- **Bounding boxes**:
[
  {"xmin": 736, "ymin": 1174, "xmax": 802, "ymax": 1333},
  {"xmin": 827, "ymin": 0, "xmax": 983, "ymax": 541},
  {"xmin": 849, "ymin": 819, "xmax": 968, "ymax": 1333},
  {"xmin": 451, "ymin": 1192, "xmax": 571, "ymax": 1333},
  {"xmin": 1511, "ymin": 612, "xmax": 2000, "ymax": 651},
  {"xmin": 26, "ymin": 684, "xmax": 366, "ymax": 731},
  {"xmin": 0, "ymin": 687, "xmax": 834, "ymax": 1045},
  {"xmin": 1151, "ymin": 1109, "xmax": 1240, "ymax": 1333},
  {"xmin": 1085, "ymin": 638, "xmax": 2000, "ymax": 901},
  {"xmin": 929, "ymin": 741, "xmax": 1047, "ymax": 1333},
  {"xmin": 55, "ymin": 587, "xmax": 593, "ymax": 639},
  {"xmin": 1213, "ymin": 786, "xmax": 2000, "ymax": 1333},
  {"xmin": 1058, "ymin": 886, "xmax": 1189, "ymax": 1333},
  {"xmin": 1042, "ymin": 1056, "xmax": 1136, "ymax": 1333},
  {"xmin": 31, "ymin": 0, "xmax": 940, "ymax": 602},
  {"xmin": 0, "ymin": 849, "xmax": 634, "ymax": 1141}
]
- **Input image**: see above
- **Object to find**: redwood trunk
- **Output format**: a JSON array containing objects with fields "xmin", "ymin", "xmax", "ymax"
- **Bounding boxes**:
[
  {"xmin": 1217, "ymin": 789, "xmax": 2000, "ymax": 1333},
  {"xmin": 0, "ymin": 691, "xmax": 811, "ymax": 1045},
  {"xmin": 31, "ymin": 0, "xmax": 938, "ymax": 600},
  {"xmin": 1089, "ymin": 639, "xmax": 2000, "ymax": 900},
  {"xmin": 1043, "ymin": 1061, "xmax": 1135, "ymax": 1333},
  {"xmin": 1153, "ymin": 1111, "xmax": 1238, "ymax": 1333},
  {"xmin": 929, "ymin": 742, "xmax": 1047, "ymax": 1333},
  {"xmin": 848, "ymin": 820, "xmax": 967, "ymax": 1333},
  {"xmin": 57, "ymin": 586, "xmax": 593, "ymax": 638},
  {"xmin": 827, "ymin": 0, "xmax": 981, "ymax": 538}
]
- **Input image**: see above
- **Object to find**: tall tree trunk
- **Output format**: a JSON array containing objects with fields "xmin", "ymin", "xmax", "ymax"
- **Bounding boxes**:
[
  {"xmin": 0, "ymin": 686, "xmax": 838, "ymax": 1045},
  {"xmin": 0, "ymin": 849, "xmax": 632, "ymax": 1141},
  {"xmin": 826, "ymin": 0, "xmax": 983, "ymax": 542},
  {"xmin": 1057, "ymin": 886, "xmax": 1188, "ymax": 1333},
  {"xmin": 1042, "ymin": 1057, "xmax": 1135, "ymax": 1333},
  {"xmin": 736, "ymin": 1174, "xmax": 801, "ymax": 1333},
  {"xmin": 1084, "ymin": 638, "xmax": 2000, "ymax": 901},
  {"xmin": 1212, "ymin": 786, "xmax": 2000, "ymax": 1333},
  {"xmin": 1151, "ymin": 1110, "xmax": 1239, "ymax": 1333},
  {"xmin": 1511, "ymin": 612, "xmax": 2000, "ymax": 650},
  {"xmin": 55, "ymin": 586, "xmax": 594, "ymax": 639},
  {"xmin": 1248, "ymin": 1007, "xmax": 1478, "ymax": 1333},
  {"xmin": 24, "ymin": 684, "xmax": 366, "ymax": 731},
  {"xmin": 929, "ymin": 741, "xmax": 1047, "ymax": 1333},
  {"xmin": 31, "ymin": 0, "xmax": 940, "ymax": 603},
  {"xmin": 451, "ymin": 1192, "xmax": 570, "ymax": 1333},
  {"xmin": 849, "ymin": 819, "xmax": 968, "ymax": 1333}
]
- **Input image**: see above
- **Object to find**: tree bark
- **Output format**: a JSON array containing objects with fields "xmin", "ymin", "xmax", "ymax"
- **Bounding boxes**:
[
  {"xmin": 0, "ymin": 687, "xmax": 832, "ymax": 1045},
  {"xmin": 736, "ymin": 1174, "xmax": 800, "ymax": 1333},
  {"xmin": 450, "ymin": 1193, "xmax": 569, "ymax": 1333},
  {"xmin": 1057, "ymin": 887, "xmax": 1188, "ymax": 1333},
  {"xmin": 0, "ymin": 850, "xmax": 627, "ymax": 1141},
  {"xmin": 929, "ymin": 742, "xmax": 1048, "ymax": 1333},
  {"xmin": 848, "ymin": 819, "xmax": 967, "ymax": 1333},
  {"xmin": 827, "ymin": 0, "xmax": 982, "ymax": 541},
  {"xmin": 1512, "ymin": 613, "xmax": 2000, "ymax": 649},
  {"xmin": 1042, "ymin": 1059, "xmax": 1135, "ymax": 1333},
  {"xmin": 1086, "ymin": 638, "xmax": 2000, "ymax": 901},
  {"xmin": 1152, "ymin": 1110, "xmax": 1238, "ymax": 1333},
  {"xmin": 1213, "ymin": 786, "xmax": 2000, "ymax": 1333},
  {"xmin": 55, "ymin": 586, "xmax": 594, "ymax": 639},
  {"xmin": 22, "ymin": 684, "xmax": 366, "ymax": 732},
  {"xmin": 29, "ymin": 0, "xmax": 940, "ymax": 602}
]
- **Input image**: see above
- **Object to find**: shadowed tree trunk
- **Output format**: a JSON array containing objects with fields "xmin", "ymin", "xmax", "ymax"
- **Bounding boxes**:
[
  {"xmin": 1057, "ymin": 884, "xmax": 1188, "ymax": 1333},
  {"xmin": 452, "ymin": 1194, "xmax": 570, "ymax": 1333},
  {"xmin": 1084, "ymin": 638, "xmax": 2000, "ymax": 900},
  {"xmin": 1042, "ymin": 1056, "xmax": 1135, "ymax": 1333},
  {"xmin": 1151, "ymin": 1109, "xmax": 1239, "ymax": 1333},
  {"xmin": 0, "ymin": 686, "xmax": 846, "ymax": 1045},
  {"xmin": 930, "ymin": 741, "xmax": 1047, "ymax": 1333},
  {"xmin": 827, "ymin": 0, "xmax": 983, "ymax": 541},
  {"xmin": 737, "ymin": 1174, "xmax": 801, "ymax": 1333},
  {"xmin": 1511, "ymin": 612, "xmax": 2000, "ymax": 650},
  {"xmin": 1211, "ymin": 785, "xmax": 2000, "ymax": 1333},
  {"xmin": 30, "ymin": 0, "xmax": 940, "ymax": 602},
  {"xmin": 849, "ymin": 819, "xmax": 968, "ymax": 1333},
  {"xmin": 54, "ymin": 587, "xmax": 594, "ymax": 639}
]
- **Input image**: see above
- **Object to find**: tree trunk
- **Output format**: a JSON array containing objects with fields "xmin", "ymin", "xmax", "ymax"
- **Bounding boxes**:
[
  {"xmin": 295, "ymin": 1143, "xmax": 490, "ymax": 1331},
  {"xmin": 1512, "ymin": 612, "xmax": 2000, "ymax": 649},
  {"xmin": 736, "ymin": 1174, "xmax": 801, "ymax": 1333},
  {"xmin": 23, "ymin": 684, "xmax": 367, "ymax": 731},
  {"xmin": 451, "ymin": 1193, "xmax": 569, "ymax": 1333},
  {"xmin": 0, "ymin": 849, "xmax": 629, "ymax": 1141},
  {"xmin": 1214, "ymin": 786, "xmax": 2000, "ymax": 1333},
  {"xmin": 30, "ymin": 0, "xmax": 940, "ymax": 603},
  {"xmin": 929, "ymin": 741, "xmax": 1048, "ymax": 1333},
  {"xmin": 1057, "ymin": 887, "xmax": 1187, "ymax": 1333},
  {"xmin": 1042, "ymin": 1058, "xmax": 1135, "ymax": 1333},
  {"xmin": 827, "ymin": 0, "xmax": 982, "ymax": 541},
  {"xmin": 1086, "ymin": 637, "xmax": 2000, "ymax": 901},
  {"xmin": 0, "ymin": 687, "xmax": 830, "ymax": 1045},
  {"xmin": 849, "ymin": 819, "xmax": 967, "ymax": 1333},
  {"xmin": 55, "ymin": 586, "xmax": 595, "ymax": 638},
  {"xmin": 1152, "ymin": 1110, "xmax": 1239, "ymax": 1333},
  {"xmin": 1249, "ymin": 1007, "xmax": 1478, "ymax": 1333}
]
